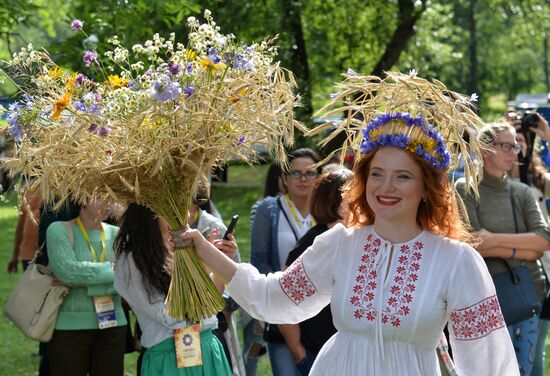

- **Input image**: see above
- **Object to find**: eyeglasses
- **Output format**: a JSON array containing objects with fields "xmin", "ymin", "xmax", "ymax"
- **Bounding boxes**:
[
  {"xmin": 286, "ymin": 170, "xmax": 319, "ymax": 180},
  {"xmin": 493, "ymin": 142, "xmax": 521, "ymax": 154}
]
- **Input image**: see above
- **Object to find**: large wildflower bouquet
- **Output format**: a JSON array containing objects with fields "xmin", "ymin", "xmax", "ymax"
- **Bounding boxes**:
[{"xmin": 1, "ymin": 10, "xmax": 302, "ymax": 321}]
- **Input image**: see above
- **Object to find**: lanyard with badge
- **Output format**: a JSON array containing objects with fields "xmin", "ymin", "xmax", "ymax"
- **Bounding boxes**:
[
  {"xmin": 173, "ymin": 209, "xmax": 203, "ymax": 368},
  {"xmin": 76, "ymin": 217, "xmax": 117, "ymax": 329}
]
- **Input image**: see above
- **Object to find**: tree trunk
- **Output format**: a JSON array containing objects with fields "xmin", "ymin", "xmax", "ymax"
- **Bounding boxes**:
[
  {"xmin": 280, "ymin": 0, "xmax": 313, "ymax": 126},
  {"xmin": 371, "ymin": 0, "xmax": 426, "ymax": 77},
  {"xmin": 544, "ymin": 34, "xmax": 550, "ymax": 92},
  {"xmin": 467, "ymin": 0, "xmax": 478, "ymax": 106}
]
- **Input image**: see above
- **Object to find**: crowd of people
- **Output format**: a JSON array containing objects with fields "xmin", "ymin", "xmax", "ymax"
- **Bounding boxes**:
[{"xmin": 7, "ymin": 108, "xmax": 550, "ymax": 376}]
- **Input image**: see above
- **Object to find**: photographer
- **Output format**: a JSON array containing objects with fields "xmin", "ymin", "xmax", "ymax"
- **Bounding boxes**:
[{"xmin": 508, "ymin": 111, "xmax": 550, "ymax": 376}]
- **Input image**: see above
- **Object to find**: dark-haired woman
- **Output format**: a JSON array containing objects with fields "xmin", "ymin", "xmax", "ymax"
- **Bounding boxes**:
[
  {"xmin": 250, "ymin": 148, "xmax": 321, "ymax": 376},
  {"xmin": 281, "ymin": 169, "xmax": 352, "ymax": 375},
  {"xmin": 113, "ymin": 203, "xmax": 232, "ymax": 376}
]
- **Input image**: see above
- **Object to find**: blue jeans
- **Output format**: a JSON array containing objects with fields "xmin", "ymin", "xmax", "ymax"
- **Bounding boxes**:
[
  {"xmin": 296, "ymin": 350, "xmax": 316, "ymax": 376},
  {"xmin": 242, "ymin": 318, "xmax": 266, "ymax": 376},
  {"xmin": 531, "ymin": 319, "xmax": 549, "ymax": 376},
  {"xmin": 267, "ymin": 341, "xmax": 300, "ymax": 376},
  {"xmin": 508, "ymin": 316, "xmax": 541, "ymax": 376}
]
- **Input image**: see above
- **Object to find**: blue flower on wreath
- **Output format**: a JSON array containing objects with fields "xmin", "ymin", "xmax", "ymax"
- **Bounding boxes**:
[{"xmin": 360, "ymin": 112, "xmax": 450, "ymax": 171}]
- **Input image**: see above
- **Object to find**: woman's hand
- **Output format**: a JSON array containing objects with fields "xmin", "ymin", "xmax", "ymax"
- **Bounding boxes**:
[
  {"xmin": 206, "ymin": 228, "xmax": 237, "ymax": 259},
  {"xmin": 473, "ymin": 229, "xmax": 498, "ymax": 250},
  {"xmin": 531, "ymin": 114, "xmax": 550, "ymax": 142}
]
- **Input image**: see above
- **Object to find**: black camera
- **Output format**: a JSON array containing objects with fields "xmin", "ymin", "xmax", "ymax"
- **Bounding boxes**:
[{"xmin": 521, "ymin": 112, "xmax": 540, "ymax": 132}]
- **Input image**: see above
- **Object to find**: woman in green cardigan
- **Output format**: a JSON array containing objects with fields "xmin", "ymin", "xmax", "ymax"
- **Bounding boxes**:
[{"xmin": 46, "ymin": 199, "xmax": 127, "ymax": 376}]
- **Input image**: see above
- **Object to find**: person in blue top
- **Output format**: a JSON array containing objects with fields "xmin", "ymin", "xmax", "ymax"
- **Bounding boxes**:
[{"xmin": 46, "ymin": 199, "xmax": 127, "ymax": 376}]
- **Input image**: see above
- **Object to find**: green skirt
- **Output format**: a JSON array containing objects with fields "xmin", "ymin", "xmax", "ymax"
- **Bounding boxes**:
[{"xmin": 141, "ymin": 329, "xmax": 231, "ymax": 376}]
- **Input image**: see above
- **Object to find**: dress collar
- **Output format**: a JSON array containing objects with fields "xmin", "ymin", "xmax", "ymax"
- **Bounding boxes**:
[{"xmin": 480, "ymin": 169, "xmax": 508, "ymax": 192}]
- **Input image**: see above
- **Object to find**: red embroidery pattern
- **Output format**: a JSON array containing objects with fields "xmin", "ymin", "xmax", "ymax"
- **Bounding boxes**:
[
  {"xmin": 349, "ymin": 234, "xmax": 423, "ymax": 328},
  {"xmin": 449, "ymin": 295, "xmax": 505, "ymax": 341},
  {"xmin": 279, "ymin": 256, "xmax": 317, "ymax": 305}
]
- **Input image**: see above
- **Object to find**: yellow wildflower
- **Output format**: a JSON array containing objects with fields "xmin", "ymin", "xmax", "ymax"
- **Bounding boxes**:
[
  {"xmin": 51, "ymin": 92, "xmax": 71, "ymax": 121},
  {"xmin": 107, "ymin": 75, "xmax": 128, "ymax": 89},
  {"xmin": 66, "ymin": 73, "xmax": 78, "ymax": 93},
  {"xmin": 229, "ymin": 88, "xmax": 248, "ymax": 104},
  {"xmin": 47, "ymin": 66, "xmax": 63, "ymax": 80},
  {"xmin": 200, "ymin": 58, "xmax": 222, "ymax": 71},
  {"xmin": 185, "ymin": 49, "xmax": 196, "ymax": 60}
]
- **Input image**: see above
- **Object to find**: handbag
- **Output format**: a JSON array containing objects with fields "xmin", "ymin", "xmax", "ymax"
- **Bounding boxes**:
[
  {"xmin": 492, "ymin": 259, "xmax": 541, "ymax": 325},
  {"xmin": 4, "ymin": 255, "xmax": 69, "ymax": 342},
  {"xmin": 491, "ymin": 185, "xmax": 541, "ymax": 325},
  {"xmin": 4, "ymin": 223, "xmax": 72, "ymax": 342}
]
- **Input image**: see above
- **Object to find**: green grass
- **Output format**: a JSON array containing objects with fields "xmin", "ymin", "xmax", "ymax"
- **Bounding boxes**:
[{"xmin": 3, "ymin": 164, "xmax": 548, "ymax": 375}]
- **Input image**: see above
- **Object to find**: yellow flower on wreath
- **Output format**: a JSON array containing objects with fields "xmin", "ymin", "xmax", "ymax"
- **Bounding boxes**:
[
  {"xmin": 51, "ymin": 92, "xmax": 71, "ymax": 121},
  {"xmin": 107, "ymin": 75, "xmax": 128, "ymax": 90}
]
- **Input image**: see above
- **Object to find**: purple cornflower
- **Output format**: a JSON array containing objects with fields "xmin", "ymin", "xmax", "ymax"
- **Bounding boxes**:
[
  {"xmin": 71, "ymin": 19, "xmax": 84, "ymax": 31},
  {"xmin": 83, "ymin": 51, "xmax": 97, "ymax": 67},
  {"xmin": 168, "ymin": 61, "xmax": 180, "ymax": 76},
  {"xmin": 151, "ymin": 77, "xmax": 181, "ymax": 102},
  {"xmin": 74, "ymin": 101, "xmax": 87, "ymax": 112},
  {"xmin": 186, "ymin": 63, "xmax": 193, "ymax": 74},
  {"xmin": 236, "ymin": 136, "xmax": 246, "ymax": 146},
  {"xmin": 75, "ymin": 73, "xmax": 87, "ymax": 84},
  {"xmin": 88, "ymin": 124, "xmax": 98, "ymax": 133},
  {"xmin": 208, "ymin": 47, "xmax": 221, "ymax": 64},
  {"xmin": 98, "ymin": 126, "xmax": 112, "ymax": 137},
  {"xmin": 94, "ymin": 93, "xmax": 103, "ymax": 102},
  {"xmin": 183, "ymin": 85, "xmax": 195, "ymax": 99}
]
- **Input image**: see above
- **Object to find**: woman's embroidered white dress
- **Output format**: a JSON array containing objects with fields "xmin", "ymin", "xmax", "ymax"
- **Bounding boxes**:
[{"xmin": 226, "ymin": 224, "xmax": 519, "ymax": 375}]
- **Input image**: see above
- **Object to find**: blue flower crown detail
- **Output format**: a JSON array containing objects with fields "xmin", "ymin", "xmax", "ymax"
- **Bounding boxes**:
[{"xmin": 360, "ymin": 112, "xmax": 451, "ymax": 171}]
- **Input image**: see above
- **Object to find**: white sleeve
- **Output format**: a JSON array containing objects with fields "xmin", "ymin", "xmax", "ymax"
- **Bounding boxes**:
[
  {"xmin": 446, "ymin": 245, "xmax": 519, "ymax": 376},
  {"xmin": 114, "ymin": 254, "xmax": 187, "ymax": 329},
  {"xmin": 226, "ymin": 224, "xmax": 345, "ymax": 324}
]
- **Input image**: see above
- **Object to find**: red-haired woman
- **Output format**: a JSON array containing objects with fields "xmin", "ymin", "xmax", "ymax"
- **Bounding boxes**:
[{"xmin": 182, "ymin": 113, "xmax": 518, "ymax": 375}]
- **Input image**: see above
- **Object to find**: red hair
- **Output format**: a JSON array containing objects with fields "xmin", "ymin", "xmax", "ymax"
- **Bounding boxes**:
[{"xmin": 343, "ymin": 150, "xmax": 473, "ymax": 244}]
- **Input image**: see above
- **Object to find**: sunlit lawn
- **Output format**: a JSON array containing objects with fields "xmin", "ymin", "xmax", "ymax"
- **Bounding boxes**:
[
  {"xmin": 1, "ymin": 163, "xmax": 549, "ymax": 375},
  {"xmin": 0, "ymin": 164, "xmax": 272, "ymax": 375}
]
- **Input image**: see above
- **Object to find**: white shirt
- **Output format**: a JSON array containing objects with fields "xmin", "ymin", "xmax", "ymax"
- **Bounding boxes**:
[
  {"xmin": 114, "ymin": 252, "xmax": 217, "ymax": 348},
  {"xmin": 277, "ymin": 195, "xmax": 313, "ymax": 269},
  {"xmin": 227, "ymin": 224, "xmax": 519, "ymax": 375}
]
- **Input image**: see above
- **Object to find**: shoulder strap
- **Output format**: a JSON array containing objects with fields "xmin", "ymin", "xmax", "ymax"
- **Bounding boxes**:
[
  {"xmin": 276, "ymin": 196, "xmax": 299, "ymax": 242},
  {"xmin": 507, "ymin": 184, "xmax": 519, "ymax": 234},
  {"xmin": 62, "ymin": 221, "xmax": 74, "ymax": 247}
]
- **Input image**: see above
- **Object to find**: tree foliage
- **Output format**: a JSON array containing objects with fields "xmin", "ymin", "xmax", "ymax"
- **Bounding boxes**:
[{"xmin": 2, "ymin": 0, "xmax": 550, "ymax": 120}]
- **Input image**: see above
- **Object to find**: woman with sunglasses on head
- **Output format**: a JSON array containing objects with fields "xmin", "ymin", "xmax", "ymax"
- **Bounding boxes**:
[
  {"xmin": 456, "ymin": 122, "xmax": 550, "ymax": 375},
  {"xmin": 249, "ymin": 148, "xmax": 321, "ymax": 376},
  {"xmin": 181, "ymin": 111, "xmax": 518, "ymax": 375}
]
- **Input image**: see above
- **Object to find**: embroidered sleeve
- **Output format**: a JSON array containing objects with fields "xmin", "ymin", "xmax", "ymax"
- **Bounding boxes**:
[
  {"xmin": 446, "ymin": 244, "xmax": 519, "ymax": 375},
  {"xmin": 449, "ymin": 295, "xmax": 505, "ymax": 341},
  {"xmin": 279, "ymin": 256, "xmax": 317, "ymax": 305}
]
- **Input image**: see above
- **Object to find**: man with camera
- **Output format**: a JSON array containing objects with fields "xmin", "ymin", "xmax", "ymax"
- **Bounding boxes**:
[{"xmin": 506, "ymin": 108, "xmax": 550, "ymax": 376}]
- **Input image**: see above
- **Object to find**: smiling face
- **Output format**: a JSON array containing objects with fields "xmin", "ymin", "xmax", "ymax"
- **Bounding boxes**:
[{"xmin": 365, "ymin": 147, "xmax": 425, "ymax": 227}]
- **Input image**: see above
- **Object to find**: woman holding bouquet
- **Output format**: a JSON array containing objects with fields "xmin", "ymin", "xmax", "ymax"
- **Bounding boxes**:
[
  {"xmin": 181, "ymin": 111, "xmax": 519, "ymax": 375},
  {"xmin": 114, "ymin": 203, "xmax": 232, "ymax": 376}
]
